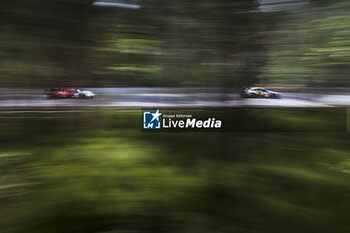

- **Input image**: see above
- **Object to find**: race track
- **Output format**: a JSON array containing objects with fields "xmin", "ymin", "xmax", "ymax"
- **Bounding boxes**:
[{"xmin": 0, "ymin": 88, "xmax": 349, "ymax": 109}]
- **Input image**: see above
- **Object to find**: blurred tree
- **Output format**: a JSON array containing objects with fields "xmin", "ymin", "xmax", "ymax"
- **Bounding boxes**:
[
  {"xmin": 0, "ymin": 0, "xmax": 273, "ymax": 87},
  {"xmin": 96, "ymin": 0, "xmax": 269, "ymax": 87},
  {"xmin": 259, "ymin": 0, "xmax": 350, "ymax": 87},
  {"xmin": 0, "ymin": 0, "xmax": 99, "ymax": 86},
  {"xmin": 4, "ymin": 0, "xmax": 350, "ymax": 87}
]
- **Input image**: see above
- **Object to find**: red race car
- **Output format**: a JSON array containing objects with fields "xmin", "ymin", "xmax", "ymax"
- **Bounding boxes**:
[{"xmin": 46, "ymin": 88, "xmax": 95, "ymax": 99}]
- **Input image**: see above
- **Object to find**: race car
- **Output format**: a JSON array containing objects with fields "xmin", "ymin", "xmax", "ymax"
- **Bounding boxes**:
[
  {"xmin": 240, "ymin": 87, "xmax": 281, "ymax": 98},
  {"xmin": 46, "ymin": 88, "xmax": 95, "ymax": 99}
]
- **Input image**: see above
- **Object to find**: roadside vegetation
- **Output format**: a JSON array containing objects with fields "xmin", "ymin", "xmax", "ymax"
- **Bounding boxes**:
[{"xmin": 1, "ymin": 109, "xmax": 350, "ymax": 233}]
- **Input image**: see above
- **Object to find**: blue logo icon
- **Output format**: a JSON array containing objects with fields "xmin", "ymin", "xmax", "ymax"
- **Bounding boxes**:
[{"xmin": 143, "ymin": 109, "xmax": 162, "ymax": 129}]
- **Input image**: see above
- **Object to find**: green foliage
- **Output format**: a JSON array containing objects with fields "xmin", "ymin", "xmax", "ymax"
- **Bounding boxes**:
[
  {"xmin": 0, "ymin": 0, "xmax": 267, "ymax": 86},
  {"xmin": 3, "ymin": 0, "xmax": 350, "ymax": 86},
  {"xmin": 260, "ymin": 1, "xmax": 350, "ymax": 86},
  {"xmin": 1, "ymin": 110, "xmax": 350, "ymax": 232}
]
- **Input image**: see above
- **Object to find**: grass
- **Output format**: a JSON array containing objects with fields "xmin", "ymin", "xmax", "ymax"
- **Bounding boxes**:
[{"xmin": 0, "ymin": 109, "xmax": 350, "ymax": 233}]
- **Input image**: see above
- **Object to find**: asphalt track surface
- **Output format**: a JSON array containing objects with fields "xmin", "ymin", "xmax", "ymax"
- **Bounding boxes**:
[{"xmin": 0, "ymin": 88, "xmax": 349, "ymax": 109}]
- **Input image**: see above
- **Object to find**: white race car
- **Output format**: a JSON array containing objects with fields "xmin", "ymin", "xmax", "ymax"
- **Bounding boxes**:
[{"xmin": 241, "ymin": 87, "xmax": 281, "ymax": 98}]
